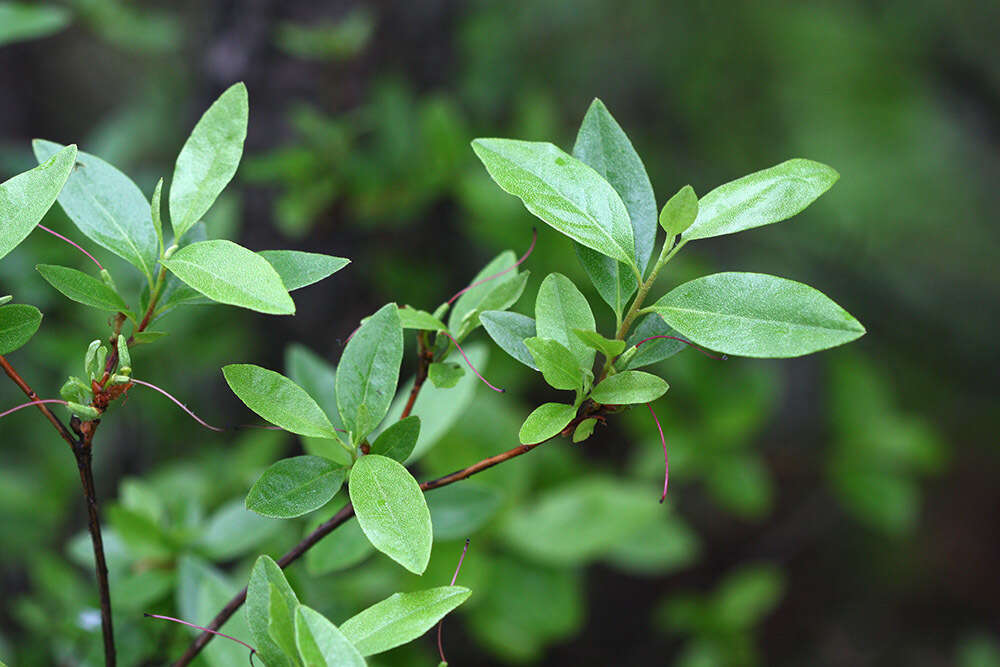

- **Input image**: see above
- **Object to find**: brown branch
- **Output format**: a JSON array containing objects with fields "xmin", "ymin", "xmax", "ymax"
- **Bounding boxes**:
[{"xmin": 172, "ymin": 411, "xmax": 597, "ymax": 666}]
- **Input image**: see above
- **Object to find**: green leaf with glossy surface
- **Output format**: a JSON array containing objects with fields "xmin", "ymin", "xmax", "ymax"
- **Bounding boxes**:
[
  {"xmin": 33, "ymin": 140, "xmax": 158, "ymax": 280},
  {"xmin": 649, "ymin": 272, "xmax": 865, "ymax": 358},
  {"xmin": 245, "ymin": 455, "xmax": 345, "ymax": 518},
  {"xmin": 0, "ymin": 144, "xmax": 76, "ymax": 261},
  {"xmin": 340, "ymin": 586, "xmax": 471, "ymax": 656},
  {"xmin": 535, "ymin": 273, "xmax": 596, "ymax": 370},
  {"xmin": 397, "ymin": 307, "xmax": 446, "ymax": 331},
  {"xmin": 0, "ymin": 3, "xmax": 70, "ymax": 46},
  {"xmin": 35, "ymin": 264, "xmax": 129, "ymax": 312},
  {"xmin": 472, "ymin": 139, "xmax": 636, "ymax": 265},
  {"xmin": 683, "ymin": 159, "xmax": 839, "ymax": 241},
  {"xmin": 590, "ymin": 370, "xmax": 668, "ymax": 405},
  {"xmin": 573, "ymin": 329, "xmax": 625, "ymax": 360},
  {"xmin": 169, "ymin": 82, "xmax": 249, "ymax": 241},
  {"xmin": 295, "ymin": 605, "xmax": 366, "ymax": 667},
  {"xmin": 659, "ymin": 185, "xmax": 698, "ymax": 238},
  {"xmin": 428, "ymin": 362, "xmax": 463, "ymax": 389},
  {"xmin": 162, "ymin": 240, "xmax": 295, "ymax": 314},
  {"xmin": 336, "ymin": 304, "xmax": 403, "ymax": 442},
  {"xmin": 349, "ymin": 454, "xmax": 432, "ymax": 574},
  {"xmin": 524, "ymin": 338, "xmax": 584, "ymax": 391},
  {"xmin": 246, "ymin": 555, "xmax": 299, "ymax": 667},
  {"xmin": 479, "ymin": 310, "xmax": 537, "ymax": 370},
  {"xmin": 224, "ymin": 364, "xmax": 337, "ymax": 438},
  {"xmin": 518, "ymin": 403, "xmax": 576, "ymax": 444},
  {"xmin": 370, "ymin": 415, "xmax": 420, "ymax": 462},
  {"xmin": 259, "ymin": 250, "xmax": 349, "ymax": 291},
  {"xmin": 0, "ymin": 304, "xmax": 42, "ymax": 354}
]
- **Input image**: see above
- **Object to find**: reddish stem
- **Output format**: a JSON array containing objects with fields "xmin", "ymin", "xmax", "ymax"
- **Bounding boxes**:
[
  {"xmin": 647, "ymin": 403, "xmax": 669, "ymax": 503},
  {"xmin": 634, "ymin": 335, "xmax": 727, "ymax": 360},
  {"xmin": 440, "ymin": 331, "xmax": 504, "ymax": 393},
  {"xmin": 447, "ymin": 228, "xmax": 537, "ymax": 305},
  {"xmin": 37, "ymin": 224, "xmax": 105, "ymax": 271},
  {"xmin": 438, "ymin": 538, "xmax": 471, "ymax": 664}
]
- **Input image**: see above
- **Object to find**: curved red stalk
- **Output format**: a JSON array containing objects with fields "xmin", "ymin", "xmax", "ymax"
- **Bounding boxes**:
[
  {"xmin": 634, "ymin": 334, "xmax": 727, "ymax": 361},
  {"xmin": 440, "ymin": 331, "xmax": 504, "ymax": 393},
  {"xmin": 0, "ymin": 399, "xmax": 68, "ymax": 420},
  {"xmin": 37, "ymin": 224, "xmax": 105, "ymax": 271},
  {"xmin": 145, "ymin": 614, "xmax": 256, "ymax": 665},
  {"xmin": 130, "ymin": 379, "xmax": 224, "ymax": 432},
  {"xmin": 447, "ymin": 228, "xmax": 537, "ymax": 305},
  {"xmin": 438, "ymin": 538, "xmax": 471, "ymax": 664},
  {"xmin": 647, "ymin": 403, "xmax": 669, "ymax": 503}
]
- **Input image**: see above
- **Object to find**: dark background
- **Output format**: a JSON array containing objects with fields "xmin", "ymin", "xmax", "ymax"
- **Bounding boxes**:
[{"xmin": 1, "ymin": 1, "xmax": 999, "ymax": 665}]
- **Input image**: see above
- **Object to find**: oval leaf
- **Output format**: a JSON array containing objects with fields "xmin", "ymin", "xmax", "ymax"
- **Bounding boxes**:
[
  {"xmin": 258, "ymin": 250, "xmax": 350, "ymax": 291},
  {"xmin": 518, "ymin": 402, "xmax": 576, "ymax": 444},
  {"xmin": 659, "ymin": 184, "xmax": 699, "ymax": 238},
  {"xmin": 535, "ymin": 273, "xmax": 596, "ymax": 371},
  {"xmin": 340, "ymin": 586, "xmax": 471, "ymax": 656},
  {"xmin": 36, "ymin": 264, "xmax": 129, "ymax": 312},
  {"xmin": 683, "ymin": 159, "xmax": 839, "ymax": 241},
  {"xmin": 295, "ymin": 605, "xmax": 366, "ymax": 667},
  {"xmin": 224, "ymin": 364, "xmax": 337, "ymax": 438},
  {"xmin": 0, "ymin": 304, "xmax": 42, "ymax": 354},
  {"xmin": 245, "ymin": 456, "xmax": 345, "ymax": 519},
  {"xmin": 649, "ymin": 272, "xmax": 865, "ymax": 358},
  {"xmin": 479, "ymin": 310, "xmax": 537, "ymax": 370},
  {"xmin": 162, "ymin": 240, "xmax": 295, "ymax": 314},
  {"xmin": 0, "ymin": 144, "xmax": 76, "ymax": 261},
  {"xmin": 590, "ymin": 370, "xmax": 669, "ymax": 405},
  {"xmin": 169, "ymin": 82, "xmax": 249, "ymax": 241},
  {"xmin": 370, "ymin": 415, "xmax": 420, "ymax": 462},
  {"xmin": 524, "ymin": 337, "xmax": 584, "ymax": 391},
  {"xmin": 349, "ymin": 454, "xmax": 432, "ymax": 574},
  {"xmin": 246, "ymin": 555, "xmax": 299, "ymax": 667},
  {"xmin": 472, "ymin": 139, "xmax": 636, "ymax": 266}
]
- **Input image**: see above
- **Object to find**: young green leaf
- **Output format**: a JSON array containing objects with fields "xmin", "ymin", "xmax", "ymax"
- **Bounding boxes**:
[
  {"xmin": 397, "ymin": 307, "xmax": 447, "ymax": 332},
  {"xmin": 0, "ymin": 304, "xmax": 42, "ymax": 354},
  {"xmin": 336, "ymin": 304, "xmax": 403, "ymax": 443},
  {"xmin": 150, "ymin": 177, "xmax": 164, "ymax": 258},
  {"xmin": 683, "ymin": 159, "xmax": 839, "ymax": 241},
  {"xmin": 169, "ymin": 82, "xmax": 249, "ymax": 241},
  {"xmin": 349, "ymin": 454, "xmax": 432, "ymax": 574},
  {"xmin": 246, "ymin": 555, "xmax": 299, "ymax": 667},
  {"xmin": 456, "ymin": 270, "xmax": 530, "ymax": 340},
  {"xmin": 370, "ymin": 415, "xmax": 420, "ymax": 462},
  {"xmin": 258, "ymin": 249, "xmax": 350, "ymax": 291},
  {"xmin": 33, "ymin": 140, "xmax": 158, "ymax": 281},
  {"xmin": 472, "ymin": 139, "xmax": 636, "ymax": 266},
  {"xmin": 35, "ymin": 264, "xmax": 129, "ymax": 312},
  {"xmin": 447, "ymin": 250, "xmax": 517, "ymax": 333},
  {"xmin": 162, "ymin": 239, "xmax": 295, "ymax": 314},
  {"xmin": 659, "ymin": 185, "xmax": 698, "ymax": 238},
  {"xmin": 524, "ymin": 337, "xmax": 584, "ymax": 391},
  {"xmin": 245, "ymin": 455, "xmax": 346, "ymax": 518},
  {"xmin": 572, "ymin": 418, "xmax": 598, "ymax": 443},
  {"xmin": 518, "ymin": 403, "xmax": 576, "ymax": 444},
  {"xmin": 479, "ymin": 310, "xmax": 538, "ymax": 370},
  {"xmin": 535, "ymin": 273, "xmax": 596, "ymax": 370},
  {"xmin": 0, "ymin": 144, "xmax": 76, "ymax": 261},
  {"xmin": 428, "ymin": 361, "xmax": 464, "ymax": 389},
  {"xmin": 340, "ymin": 586, "xmax": 472, "ymax": 656},
  {"xmin": 295, "ymin": 605, "xmax": 366, "ymax": 667},
  {"xmin": 223, "ymin": 364, "xmax": 338, "ymax": 438},
  {"xmin": 648, "ymin": 272, "xmax": 865, "ymax": 358},
  {"xmin": 590, "ymin": 370, "xmax": 669, "ymax": 405},
  {"xmin": 573, "ymin": 329, "xmax": 626, "ymax": 360}
]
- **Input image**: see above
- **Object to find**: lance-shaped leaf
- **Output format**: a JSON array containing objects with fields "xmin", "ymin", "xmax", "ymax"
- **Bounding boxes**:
[
  {"xmin": 349, "ymin": 454, "xmax": 432, "ymax": 574},
  {"xmin": 33, "ymin": 140, "xmax": 158, "ymax": 281},
  {"xmin": 590, "ymin": 370, "xmax": 668, "ymax": 405},
  {"xmin": 223, "ymin": 364, "xmax": 338, "ymax": 438},
  {"xmin": 683, "ymin": 159, "xmax": 839, "ymax": 241},
  {"xmin": 169, "ymin": 82, "xmax": 249, "ymax": 241},
  {"xmin": 370, "ymin": 415, "xmax": 420, "ymax": 462},
  {"xmin": 336, "ymin": 304, "xmax": 403, "ymax": 443},
  {"xmin": 519, "ymin": 402, "xmax": 576, "ymax": 444},
  {"xmin": 35, "ymin": 264, "xmax": 129, "ymax": 312},
  {"xmin": 524, "ymin": 337, "xmax": 584, "ymax": 391},
  {"xmin": 246, "ymin": 556, "xmax": 299, "ymax": 667},
  {"xmin": 472, "ymin": 139, "xmax": 636, "ymax": 266},
  {"xmin": 0, "ymin": 304, "xmax": 42, "ymax": 354},
  {"xmin": 480, "ymin": 310, "xmax": 537, "ymax": 370},
  {"xmin": 245, "ymin": 456, "xmax": 346, "ymax": 518},
  {"xmin": 258, "ymin": 249, "xmax": 349, "ymax": 291},
  {"xmin": 0, "ymin": 144, "xmax": 76, "ymax": 261},
  {"xmin": 162, "ymin": 240, "xmax": 295, "ymax": 314},
  {"xmin": 536, "ymin": 273, "xmax": 596, "ymax": 371},
  {"xmin": 649, "ymin": 272, "xmax": 865, "ymax": 358},
  {"xmin": 295, "ymin": 605, "xmax": 366, "ymax": 667},
  {"xmin": 340, "ymin": 586, "xmax": 471, "ymax": 656}
]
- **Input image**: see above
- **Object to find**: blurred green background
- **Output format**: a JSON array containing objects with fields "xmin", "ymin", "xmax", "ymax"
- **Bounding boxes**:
[{"xmin": 1, "ymin": 1, "xmax": 998, "ymax": 665}]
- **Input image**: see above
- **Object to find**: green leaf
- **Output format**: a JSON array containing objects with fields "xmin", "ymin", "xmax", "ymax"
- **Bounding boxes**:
[
  {"xmin": 590, "ymin": 370, "xmax": 669, "ymax": 405},
  {"xmin": 518, "ymin": 403, "xmax": 576, "ymax": 444},
  {"xmin": 605, "ymin": 514, "xmax": 700, "ymax": 575},
  {"xmin": 349, "ymin": 454, "xmax": 432, "ymax": 574},
  {"xmin": 397, "ymin": 307, "xmax": 447, "ymax": 331},
  {"xmin": 648, "ymin": 272, "xmax": 865, "ymax": 358},
  {"xmin": 572, "ymin": 329, "xmax": 625, "ymax": 360},
  {"xmin": 35, "ymin": 264, "xmax": 129, "ymax": 312},
  {"xmin": 715, "ymin": 565, "xmax": 785, "ymax": 628},
  {"xmin": 428, "ymin": 362, "xmax": 463, "ymax": 389},
  {"xmin": 472, "ymin": 139, "xmax": 636, "ymax": 266},
  {"xmin": 535, "ymin": 273, "xmax": 596, "ymax": 371},
  {"xmin": 196, "ymin": 498, "xmax": 283, "ymax": 560},
  {"xmin": 479, "ymin": 310, "xmax": 537, "ymax": 370},
  {"xmin": 258, "ymin": 250, "xmax": 349, "ymax": 291},
  {"xmin": 162, "ymin": 240, "xmax": 295, "ymax": 314},
  {"xmin": 0, "ymin": 296, "xmax": 10, "ymax": 306},
  {"xmin": 246, "ymin": 555, "xmax": 299, "ymax": 667},
  {"xmin": 447, "ymin": 250, "xmax": 516, "ymax": 333},
  {"xmin": 340, "ymin": 586, "xmax": 471, "ymax": 656},
  {"xmin": 524, "ymin": 337, "xmax": 584, "ymax": 391},
  {"xmin": 33, "ymin": 140, "xmax": 158, "ymax": 281},
  {"xmin": 426, "ymin": 483, "xmax": 502, "ymax": 540},
  {"xmin": 132, "ymin": 330, "xmax": 167, "ymax": 345},
  {"xmin": 305, "ymin": 508, "xmax": 373, "ymax": 575},
  {"xmin": 572, "ymin": 418, "xmax": 597, "ymax": 443},
  {"xmin": 370, "ymin": 415, "xmax": 420, "ymax": 462},
  {"xmin": 285, "ymin": 344, "xmax": 349, "ymax": 466},
  {"xmin": 0, "ymin": 144, "xmax": 76, "ymax": 261},
  {"xmin": 659, "ymin": 185, "xmax": 698, "ymax": 238},
  {"xmin": 245, "ymin": 455, "xmax": 346, "ymax": 518},
  {"xmin": 0, "ymin": 304, "xmax": 42, "ymax": 354},
  {"xmin": 458, "ymin": 271, "xmax": 529, "ymax": 340},
  {"xmin": 223, "ymin": 364, "xmax": 338, "ymax": 438},
  {"xmin": 295, "ymin": 605, "xmax": 366, "ymax": 667},
  {"xmin": 169, "ymin": 82, "xmax": 249, "ymax": 241},
  {"xmin": 619, "ymin": 314, "xmax": 686, "ymax": 370},
  {"xmin": 336, "ymin": 304, "xmax": 403, "ymax": 443},
  {"xmin": 573, "ymin": 245, "xmax": 636, "ymax": 319},
  {"xmin": 0, "ymin": 3, "xmax": 70, "ymax": 46},
  {"xmin": 683, "ymin": 159, "xmax": 839, "ymax": 241},
  {"xmin": 150, "ymin": 177, "xmax": 164, "ymax": 257}
]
